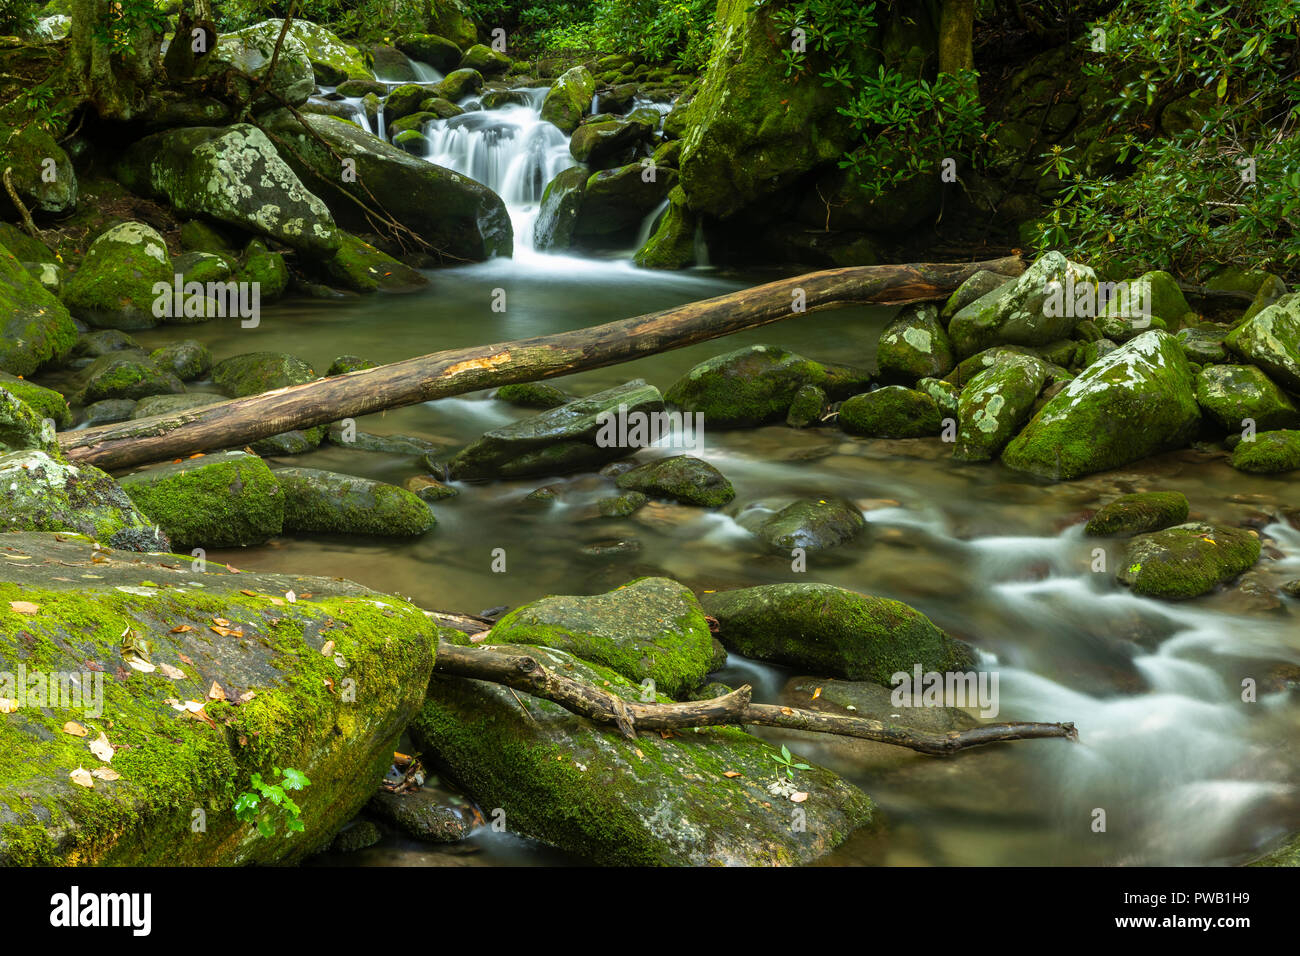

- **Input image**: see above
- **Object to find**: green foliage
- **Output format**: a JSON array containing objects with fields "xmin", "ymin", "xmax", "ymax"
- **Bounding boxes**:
[
  {"xmin": 1032, "ymin": 0, "xmax": 1300, "ymax": 278},
  {"xmin": 0, "ymin": 0, "xmax": 38, "ymax": 35},
  {"xmin": 592, "ymin": 0, "xmax": 716, "ymax": 69},
  {"xmin": 93, "ymin": 0, "xmax": 168, "ymax": 54},
  {"xmin": 234, "ymin": 766, "xmax": 311, "ymax": 838},
  {"xmin": 769, "ymin": 744, "xmax": 811, "ymax": 781},
  {"xmin": 218, "ymin": 0, "xmax": 428, "ymax": 38}
]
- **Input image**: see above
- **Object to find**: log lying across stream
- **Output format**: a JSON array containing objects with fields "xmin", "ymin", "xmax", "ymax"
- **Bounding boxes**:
[{"xmin": 59, "ymin": 256, "xmax": 1025, "ymax": 471}]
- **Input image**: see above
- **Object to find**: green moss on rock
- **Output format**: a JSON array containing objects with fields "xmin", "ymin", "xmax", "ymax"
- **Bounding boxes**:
[
  {"xmin": 1084, "ymin": 491, "xmax": 1190, "ymax": 536},
  {"xmin": 275, "ymin": 466, "xmax": 436, "ymax": 536},
  {"xmin": 838, "ymin": 386, "xmax": 942, "ymax": 438},
  {"xmin": 1117, "ymin": 522, "xmax": 1260, "ymax": 599},
  {"xmin": 614, "ymin": 455, "xmax": 735, "ymax": 507},
  {"xmin": 1230, "ymin": 429, "xmax": 1300, "ymax": 474}
]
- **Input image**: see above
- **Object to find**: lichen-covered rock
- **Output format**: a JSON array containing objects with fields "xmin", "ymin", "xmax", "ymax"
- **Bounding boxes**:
[
  {"xmin": 614, "ymin": 455, "xmax": 735, "ymax": 507},
  {"xmin": 412, "ymin": 643, "xmax": 873, "ymax": 865},
  {"xmin": 541, "ymin": 66, "xmax": 596, "ymax": 134},
  {"xmin": 61, "ymin": 222, "xmax": 174, "ymax": 330},
  {"xmin": 877, "ymin": 303, "xmax": 955, "ymax": 382},
  {"xmin": 459, "ymin": 43, "xmax": 510, "ymax": 75},
  {"xmin": 1001, "ymin": 331, "xmax": 1201, "ymax": 480},
  {"xmin": 114, "ymin": 125, "xmax": 340, "ymax": 258},
  {"xmin": 916, "ymin": 377, "xmax": 960, "ymax": 418},
  {"xmin": 290, "ymin": 19, "xmax": 374, "ymax": 83},
  {"xmin": 212, "ymin": 351, "xmax": 316, "ymax": 397},
  {"xmin": 489, "ymin": 577, "xmax": 716, "ymax": 697},
  {"xmin": 838, "ymin": 387, "xmax": 942, "ymax": 438},
  {"xmin": 1100, "ymin": 270, "xmax": 1194, "ymax": 330},
  {"xmin": 1096, "ymin": 312, "xmax": 1168, "ymax": 343},
  {"xmin": 0, "ymin": 451, "xmax": 168, "ymax": 550},
  {"xmin": 948, "ymin": 252, "xmax": 1097, "ymax": 357},
  {"xmin": 786, "ymin": 383, "xmax": 826, "ymax": 427},
  {"xmin": 665, "ymin": 345, "xmax": 869, "ymax": 428},
  {"xmin": 266, "ymin": 111, "xmax": 512, "ymax": 261},
  {"xmin": 1084, "ymin": 492, "xmax": 1190, "ymax": 536},
  {"xmin": 276, "ymin": 467, "xmax": 436, "ymax": 536},
  {"xmin": 395, "ymin": 33, "xmax": 463, "ymax": 73},
  {"xmin": 941, "ymin": 270, "xmax": 1012, "ymax": 320},
  {"xmin": 448, "ymin": 380, "xmax": 664, "ymax": 480},
  {"xmin": 750, "ymin": 497, "xmax": 865, "ymax": 553},
  {"xmin": 494, "ymin": 382, "xmax": 569, "ymax": 409},
  {"xmin": 0, "ymin": 388, "xmax": 57, "ymax": 454},
  {"xmin": 0, "ymin": 531, "xmax": 438, "ymax": 865},
  {"xmin": 701, "ymin": 583, "xmax": 974, "ymax": 686},
  {"xmin": 322, "ymin": 231, "xmax": 428, "ymax": 293},
  {"xmin": 1223, "ymin": 293, "xmax": 1300, "ymax": 391},
  {"xmin": 533, "ymin": 165, "xmax": 589, "ymax": 251},
  {"xmin": 150, "ymin": 340, "xmax": 214, "ymax": 382},
  {"xmin": 119, "ymin": 451, "xmax": 284, "ymax": 550},
  {"xmin": 1230, "ymin": 429, "xmax": 1300, "ymax": 474},
  {"xmin": 1195, "ymin": 364, "xmax": 1300, "ymax": 433},
  {"xmin": 1117, "ymin": 523, "xmax": 1260, "ymax": 599},
  {"xmin": 1175, "ymin": 326, "xmax": 1229, "ymax": 365},
  {"xmin": 213, "ymin": 20, "xmax": 316, "ymax": 107},
  {"xmin": 953, "ymin": 355, "xmax": 1046, "ymax": 461},
  {"xmin": 81, "ymin": 351, "xmax": 186, "ymax": 403},
  {"xmin": 573, "ymin": 162, "xmax": 677, "ymax": 241},
  {"xmin": 0, "ymin": 374, "xmax": 71, "ymax": 429}
]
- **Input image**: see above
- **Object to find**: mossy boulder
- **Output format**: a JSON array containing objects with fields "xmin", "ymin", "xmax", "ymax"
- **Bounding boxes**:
[
  {"xmin": 533, "ymin": 165, "xmax": 589, "ymax": 251},
  {"xmin": 82, "ymin": 399, "xmax": 137, "ymax": 427},
  {"xmin": 239, "ymin": 239, "xmax": 290, "ymax": 300},
  {"xmin": 0, "ymin": 531, "xmax": 439, "ymax": 865},
  {"xmin": 212, "ymin": 20, "xmax": 316, "ymax": 107},
  {"xmin": 1117, "ymin": 523, "xmax": 1260, "ymax": 599},
  {"xmin": 149, "ymin": 340, "xmax": 214, "ymax": 382},
  {"xmin": 953, "ymin": 355, "xmax": 1047, "ymax": 461},
  {"xmin": 322, "ymin": 231, "xmax": 428, "ymax": 293},
  {"xmin": 614, "ymin": 455, "xmax": 735, "ymax": 507},
  {"xmin": 0, "ymin": 451, "xmax": 168, "ymax": 550},
  {"xmin": 129, "ymin": 394, "xmax": 222, "ymax": 419},
  {"xmin": 1230, "ymin": 429, "xmax": 1300, "ymax": 474},
  {"xmin": 1223, "ymin": 293, "xmax": 1300, "ymax": 391},
  {"xmin": 119, "ymin": 451, "xmax": 284, "ymax": 550},
  {"xmin": 877, "ymin": 304, "xmax": 955, "ymax": 382},
  {"xmin": 665, "ymin": 345, "xmax": 869, "ymax": 428},
  {"xmin": 489, "ymin": 577, "xmax": 716, "ymax": 698},
  {"xmin": 1001, "ymin": 331, "xmax": 1201, "ymax": 480},
  {"xmin": 540, "ymin": 66, "xmax": 596, "ymax": 134},
  {"xmin": 494, "ymin": 382, "xmax": 569, "ymax": 408},
  {"xmin": 701, "ymin": 583, "xmax": 974, "ymax": 686},
  {"xmin": 275, "ymin": 467, "xmax": 436, "ymax": 536},
  {"xmin": 419, "ymin": 96, "xmax": 464, "ymax": 119},
  {"xmin": 425, "ymin": 0, "xmax": 477, "ymax": 49},
  {"xmin": 0, "ymin": 224, "xmax": 54, "ymax": 264},
  {"xmin": 1100, "ymin": 270, "xmax": 1194, "ymax": 331},
  {"xmin": 0, "ymin": 374, "xmax": 71, "ymax": 429},
  {"xmin": 0, "ymin": 123, "xmax": 77, "ymax": 216},
  {"xmin": 384, "ymin": 84, "xmax": 433, "ymax": 121},
  {"xmin": 459, "ymin": 44, "xmax": 510, "ymax": 75},
  {"xmin": 81, "ymin": 351, "xmax": 186, "ymax": 403},
  {"xmin": 948, "ymin": 252, "xmax": 1097, "ymax": 357},
  {"xmin": 175, "ymin": 251, "xmax": 234, "ymax": 286},
  {"xmin": 1175, "ymin": 326, "xmax": 1228, "ymax": 365},
  {"xmin": 115, "ymin": 125, "xmax": 340, "ymax": 258},
  {"xmin": 395, "ymin": 33, "xmax": 463, "ymax": 73},
  {"xmin": 786, "ymin": 383, "xmax": 826, "ymax": 427},
  {"xmin": 390, "ymin": 110, "xmax": 438, "ymax": 136},
  {"xmin": 941, "ymin": 270, "xmax": 1012, "ymax": 321},
  {"xmin": 750, "ymin": 497, "xmax": 865, "ymax": 553},
  {"xmin": 916, "ymin": 376, "xmax": 960, "ymax": 418},
  {"xmin": 61, "ymin": 222, "xmax": 174, "ymax": 331},
  {"xmin": 290, "ymin": 19, "xmax": 374, "ymax": 83},
  {"xmin": 573, "ymin": 162, "xmax": 677, "ymax": 241},
  {"xmin": 0, "ymin": 388, "xmax": 57, "ymax": 454},
  {"xmin": 569, "ymin": 119, "xmax": 652, "ymax": 168},
  {"xmin": 838, "ymin": 386, "xmax": 942, "ymax": 438},
  {"xmin": 1084, "ymin": 491, "xmax": 1190, "ymax": 536},
  {"xmin": 1195, "ymin": 364, "xmax": 1300, "ymax": 433},
  {"xmin": 265, "ymin": 111, "xmax": 512, "ymax": 261},
  {"xmin": 326, "ymin": 355, "xmax": 377, "ymax": 376},
  {"xmin": 212, "ymin": 351, "xmax": 316, "ymax": 397},
  {"xmin": 448, "ymin": 380, "xmax": 664, "ymax": 480},
  {"xmin": 633, "ymin": 198, "xmax": 698, "ymax": 270},
  {"xmin": 435, "ymin": 68, "xmax": 483, "ymax": 102},
  {"xmin": 412, "ymin": 643, "xmax": 873, "ymax": 865}
]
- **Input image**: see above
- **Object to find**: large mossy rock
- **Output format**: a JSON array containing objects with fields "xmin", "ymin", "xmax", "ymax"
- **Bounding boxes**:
[
  {"xmin": 61, "ymin": 222, "xmax": 174, "ymax": 330},
  {"xmin": 425, "ymin": 0, "xmax": 478, "ymax": 50},
  {"xmin": 877, "ymin": 304, "xmax": 955, "ymax": 382},
  {"xmin": 412, "ymin": 643, "xmax": 874, "ymax": 865},
  {"xmin": 0, "ymin": 243, "xmax": 76, "ymax": 377},
  {"xmin": 0, "ymin": 123, "xmax": 77, "ymax": 216},
  {"xmin": 488, "ymin": 577, "xmax": 716, "ymax": 698},
  {"xmin": 395, "ymin": 33, "xmax": 463, "ymax": 73},
  {"xmin": 1194, "ymin": 364, "xmax": 1300, "ymax": 433},
  {"xmin": 115, "ymin": 125, "xmax": 340, "ymax": 258},
  {"xmin": 212, "ymin": 351, "xmax": 316, "ymax": 397},
  {"xmin": 1230, "ymin": 429, "xmax": 1300, "ymax": 474},
  {"xmin": 838, "ymin": 386, "xmax": 942, "ymax": 438},
  {"xmin": 573, "ymin": 163, "xmax": 677, "ymax": 241},
  {"xmin": 614, "ymin": 455, "xmax": 735, "ymax": 507},
  {"xmin": 1001, "ymin": 331, "xmax": 1200, "ymax": 480},
  {"xmin": 701, "ymin": 583, "xmax": 974, "ymax": 686},
  {"xmin": 448, "ymin": 380, "xmax": 664, "ymax": 480},
  {"xmin": 1100, "ymin": 270, "xmax": 1194, "ymax": 330},
  {"xmin": 459, "ymin": 43, "xmax": 510, "ymax": 76},
  {"xmin": 540, "ymin": 66, "xmax": 596, "ymax": 134},
  {"xmin": 0, "ymin": 532, "xmax": 439, "ymax": 865},
  {"xmin": 212, "ymin": 20, "xmax": 316, "ymax": 107},
  {"xmin": 569, "ymin": 119, "xmax": 652, "ymax": 168},
  {"xmin": 953, "ymin": 355, "xmax": 1046, "ymax": 461},
  {"xmin": 275, "ymin": 467, "xmax": 436, "ymax": 536},
  {"xmin": 665, "ymin": 345, "xmax": 870, "ymax": 428},
  {"xmin": 1117, "ymin": 523, "xmax": 1260, "ymax": 599},
  {"xmin": 0, "ymin": 375, "xmax": 71, "ymax": 430},
  {"xmin": 634, "ymin": 197, "xmax": 698, "ymax": 270},
  {"xmin": 290, "ymin": 19, "xmax": 374, "ymax": 83},
  {"xmin": 0, "ymin": 450, "xmax": 168, "ymax": 551},
  {"xmin": 266, "ymin": 111, "xmax": 512, "ymax": 261},
  {"xmin": 0, "ymin": 389, "xmax": 57, "ymax": 454},
  {"xmin": 81, "ymin": 351, "xmax": 186, "ymax": 403},
  {"xmin": 1084, "ymin": 491, "xmax": 1189, "ymax": 536},
  {"xmin": 533, "ymin": 165, "xmax": 589, "ymax": 250},
  {"xmin": 750, "ymin": 497, "xmax": 866, "ymax": 553},
  {"xmin": 120, "ymin": 451, "xmax": 284, "ymax": 550},
  {"xmin": 323, "ymin": 231, "xmax": 429, "ymax": 293},
  {"xmin": 948, "ymin": 252, "xmax": 1097, "ymax": 357},
  {"xmin": 1223, "ymin": 293, "xmax": 1300, "ymax": 392}
]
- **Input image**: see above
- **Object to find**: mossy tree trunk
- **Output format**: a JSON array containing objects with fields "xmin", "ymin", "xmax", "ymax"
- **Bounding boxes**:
[
  {"xmin": 67, "ymin": 0, "xmax": 164, "ymax": 121},
  {"xmin": 938, "ymin": 0, "xmax": 975, "ymax": 73}
]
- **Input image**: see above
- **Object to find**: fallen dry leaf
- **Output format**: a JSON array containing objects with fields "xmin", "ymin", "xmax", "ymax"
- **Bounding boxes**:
[
  {"xmin": 88, "ymin": 732, "xmax": 114, "ymax": 763},
  {"xmin": 240, "ymin": 590, "xmax": 256, "ymax": 597},
  {"xmin": 62, "ymin": 721, "xmax": 87, "ymax": 737},
  {"xmin": 158, "ymin": 663, "xmax": 186, "ymax": 680},
  {"xmin": 320, "ymin": 640, "xmax": 335, "ymax": 656},
  {"xmin": 723, "ymin": 770, "xmax": 742, "ymax": 778},
  {"xmin": 779, "ymin": 706, "xmax": 794, "ymax": 715},
  {"xmin": 207, "ymin": 682, "xmax": 226, "ymax": 701},
  {"xmin": 8, "ymin": 600, "xmax": 38, "ymax": 615},
  {"xmin": 209, "ymin": 625, "xmax": 243, "ymax": 638},
  {"xmin": 69, "ymin": 767, "xmax": 94, "ymax": 789},
  {"xmin": 126, "ymin": 657, "xmax": 156, "ymax": 673},
  {"xmin": 211, "ymin": 617, "xmax": 232, "ymax": 627},
  {"xmin": 790, "ymin": 792, "xmax": 809, "ymax": 803},
  {"xmin": 812, "ymin": 687, "xmax": 822, "ymax": 701},
  {"xmin": 237, "ymin": 690, "xmax": 255, "ymax": 703},
  {"xmin": 169, "ymin": 624, "xmax": 194, "ymax": 634},
  {"xmin": 91, "ymin": 767, "xmax": 121, "ymax": 781},
  {"xmin": 0, "ymin": 698, "xmax": 19, "ymax": 714}
]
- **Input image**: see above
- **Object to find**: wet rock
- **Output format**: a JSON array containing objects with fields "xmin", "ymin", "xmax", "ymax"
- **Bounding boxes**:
[
  {"xmin": 569, "ymin": 119, "xmax": 652, "ymax": 168},
  {"xmin": 634, "ymin": 195, "xmax": 698, "ymax": 269},
  {"xmin": 541, "ymin": 66, "xmax": 596, "ymax": 134},
  {"xmin": 448, "ymin": 379, "xmax": 663, "ymax": 480},
  {"xmin": 395, "ymin": 33, "xmax": 463, "ymax": 73},
  {"xmin": 275, "ymin": 467, "xmax": 436, "ymax": 536},
  {"xmin": 404, "ymin": 474, "xmax": 459, "ymax": 502},
  {"xmin": 1175, "ymin": 326, "xmax": 1229, "ymax": 364},
  {"xmin": 1097, "ymin": 312, "xmax": 1168, "ymax": 343},
  {"xmin": 150, "ymin": 340, "xmax": 214, "ymax": 382},
  {"xmin": 327, "ymin": 355, "xmax": 377, "ymax": 376},
  {"xmin": 459, "ymin": 44, "xmax": 510, "ymax": 76},
  {"xmin": 213, "ymin": 351, "xmax": 317, "ymax": 397},
  {"xmin": 322, "ymin": 231, "xmax": 428, "ymax": 293},
  {"xmin": 81, "ymin": 351, "xmax": 186, "ymax": 403},
  {"xmin": 839, "ymin": 386, "xmax": 942, "ymax": 438},
  {"xmin": 877, "ymin": 303, "xmax": 955, "ymax": 381},
  {"xmin": 82, "ymin": 399, "xmax": 137, "ymax": 427},
  {"xmin": 701, "ymin": 583, "xmax": 974, "ymax": 686},
  {"xmin": 330, "ymin": 820, "xmax": 383, "ymax": 853},
  {"xmin": 1117, "ymin": 522, "xmax": 1261, "ymax": 599},
  {"xmin": 251, "ymin": 429, "xmax": 326, "ymax": 457},
  {"xmin": 0, "ymin": 124, "xmax": 76, "ymax": 216},
  {"xmin": 436, "ymin": 68, "xmax": 483, "ymax": 101},
  {"xmin": 953, "ymin": 355, "xmax": 1047, "ymax": 462},
  {"xmin": 61, "ymin": 222, "xmax": 174, "ymax": 331},
  {"xmin": 490, "ymin": 577, "xmax": 716, "ymax": 697},
  {"xmin": 175, "ymin": 250, "xmax": 234, "ymax": 286},
  {"xmin": 120, "ymin": 450, "xmax": 284, "ymax": 549},
  {"xmin": 595, "ymin": 490, "xmax": 648, "ymax": 517},
  {"xmin": 326, "ymin": 424, "xmax": 441, "ymax": 455},
  {"xmin": 413, "ymin": 643, "xmax": 874, "ymax": 864},
  {"xmin": 1224, "ymin": 293, "xmax": 1300, "ymax": 391},
  {"xmin": 1195, "ymin": 364, "xmax": 1300, "ymax": 433},
  {"xmin": 1001, "ymin": 331, "xmax": 1200, "ymax": 480},
  {"xmin": 533, "ymin": 165, "xmax": 590, "ymax": 251},
  {"xmin": 786, "ymin": 383, "xmax": 826, "ymax": 427},
  {"xmin": 291, "ymin": 19, "xmax": 373, "ymax": 84},
  {"xmin": 0, "ymin": 374, "xmax": 71, "ymax": 429},
  {"xmin": 916, "ymin": 377, "xmax": 959, "ymax": 418},
  {"xmin": 941, "ymin": 270, "xmax": 1012, "ymax": 321},
  {"xmin": 494, "ymin": 381, "xmax": 569, "ymax": 408},
  {"xmin": 1084, "ymin": 491, "xmax": 1190, "ymax": 536},
  {"xmin": 573, "ymin": 162, "xmax": 677, "ymax": 241},
  {"xmin": 130, "ymin": 393, "xmax": 223, "ymax": 419},
  {"xmin": 752, "ymin": 496, "xmax": 866, "ymax": 552},
  {"xmin": 615, "ymin": 455, "xmax": 735, "ymax": 507},
  {"xmin": 239, "ymin": 240, "xmax": 290, "ymax": 300},
  {"xmin": 367, "ymin": 789, "xmax": 471, "ymax": 842},
  {"xmin": 1230, "ymin": 429, "xmax": 1300, "ymax": 474},
  {"xmin": 0, "ymin": 531, "xmax": 438, "ymax": 865}
]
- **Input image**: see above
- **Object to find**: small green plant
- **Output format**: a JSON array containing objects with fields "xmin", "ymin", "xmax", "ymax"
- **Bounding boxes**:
[
  {"xmin": 769, "ymin": 744, "xmax": 811, "ymax": 780},
  {"xmin": 234, "ymin": 767, "xmax": 311, "ymax": 838}
]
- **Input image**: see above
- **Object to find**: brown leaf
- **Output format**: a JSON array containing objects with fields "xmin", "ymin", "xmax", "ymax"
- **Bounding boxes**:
[
  {"xmin": 320, "ymin": 640, "xmax": 335, "ymax": 656},
  {"xmin": 62, "ymin": 721, "xmax": 88, "ymax": 737},
  {"xmin": 211, "ymin": 617, "xmax": 231, "ymax": 627},
  {"xmin": 240, "ymin": 590, "xmax": 256, "ymax": 597},
  {"xmin": 811, "ymin": 687, "xmax": 822, "ymax": 701},
  {"xmin": 8, "ymin": 601, "xmax": 38, "ymax": 615},
  {"xmin": 790, "ymin": 792, "xmax": 809, "ymax": 803},
  {"xmin": 178, "ymin": 654, "xmax": 194, "ymax": 665},
  {"xmin": 207, "ymin": 682, "xmax": 226, "ymax": 701},
  {"xmin": 69, "ymin": 767, "xmax": 94, "ymax": 789},
  {"xmin": 158, "ymin": 663, "xmax": 186, "ymax": 680},
  {"xmin": 723, "ymin": 770, "xmax": 742, "ymax": 778},
  {"xmin": 169, "ymin": 624, "xmax": 194, "ymax": 634},
  {"xmin": 91, "ymin": 767, "xmax": 121, "ymax": 781}
]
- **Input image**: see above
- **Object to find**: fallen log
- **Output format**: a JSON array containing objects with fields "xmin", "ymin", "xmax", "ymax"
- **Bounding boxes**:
[
  {"xmin": 433, "ymin": 642, "xmax": 1077, "ymax": 755},
  {"xmin": 59, "ymin": 256, "xmax": 1025, "ymax": 471}
]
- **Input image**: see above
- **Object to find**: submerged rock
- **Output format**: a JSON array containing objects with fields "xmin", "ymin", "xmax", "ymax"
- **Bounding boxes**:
[
  {"xmin": 953, "ymin": 355, "xmax": 1046, "ymax": 462},
  {"xmin": 489, "ymin": 577, "xmax": 716, "ymax": 697},
  {"xmin": 1084, "ymin": 491, "xmax": 1190, "ymax": 536},
  {"xmin": 1117, "ymin": 523, "xmax": 1260, "ymax": 599},
  {"xmin": 276, "ymin": 467, "xmax": 436, "ymax": 537},
  {"xmin": 876, "ymin": 304, "xmax": 955, "ymax": 381},
  {"xmin": 120, "ymin": 451, "xmax": 284, "ymax": 550},
  {"xmin": 786, "ymin": 383, "xmax": 827, "ymax": 427},
  {"xmin": 701, "ymin": 583, "xmax": 975, "ymax": 686},
  {"xmin": 614, "ymin": 455, "xmax": 735, "ymax": 507},
  {"xmin": 948, "ymin": 252, "xmax": 1096, "ymax": 357},
  {"xmin": 838, "ymin": 387, "xmax": 942, "ymax": 438},
  {"xmin": 367, "ymin": 789, "xmax": 471, "ymax": 842},
  {"xmin": 751, "ymin": 497, "xmax": 866, "ymax": 553},
  {"xmin": 1230, "ymin": 429, "xmax": 1300, "ymax": 474},
  {"xmin": 1001, "ymin": 331, "xmax": 1200, "ymax": 480},
  {"xmin": 0, "ymin": 532, "xmax": 439, "ymax": 864},
  {"xmin": 413, "ymin": 644, "xmax": 874, "ymax": 864}
]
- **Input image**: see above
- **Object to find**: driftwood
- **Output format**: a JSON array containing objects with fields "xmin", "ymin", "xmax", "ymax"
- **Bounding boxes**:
[
  {"xmin": 433, "ymin": 642, "xmax": 1077, "ymax": 756},
  {"xmin": 60, "ymin": 256, "xmax": 1025, "ymax": 471}
]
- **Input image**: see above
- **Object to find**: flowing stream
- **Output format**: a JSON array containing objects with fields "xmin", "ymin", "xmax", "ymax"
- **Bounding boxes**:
[{"xmin": 134, "ymin": 75, "xmax": 1300, "ymax": 866}]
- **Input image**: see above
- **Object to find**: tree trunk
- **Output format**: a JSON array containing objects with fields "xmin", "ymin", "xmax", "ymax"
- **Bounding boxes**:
[
  {"xmin": 67, "ymin": 0, "xmax": 163, "ymax": 121},
  {"xmin": 939, "ymin": 0, "xmax": 976, "ymax": 73},
  {"xmin": 59, "ymin": 257, "xmax": 1026, "ymax": 471}
]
